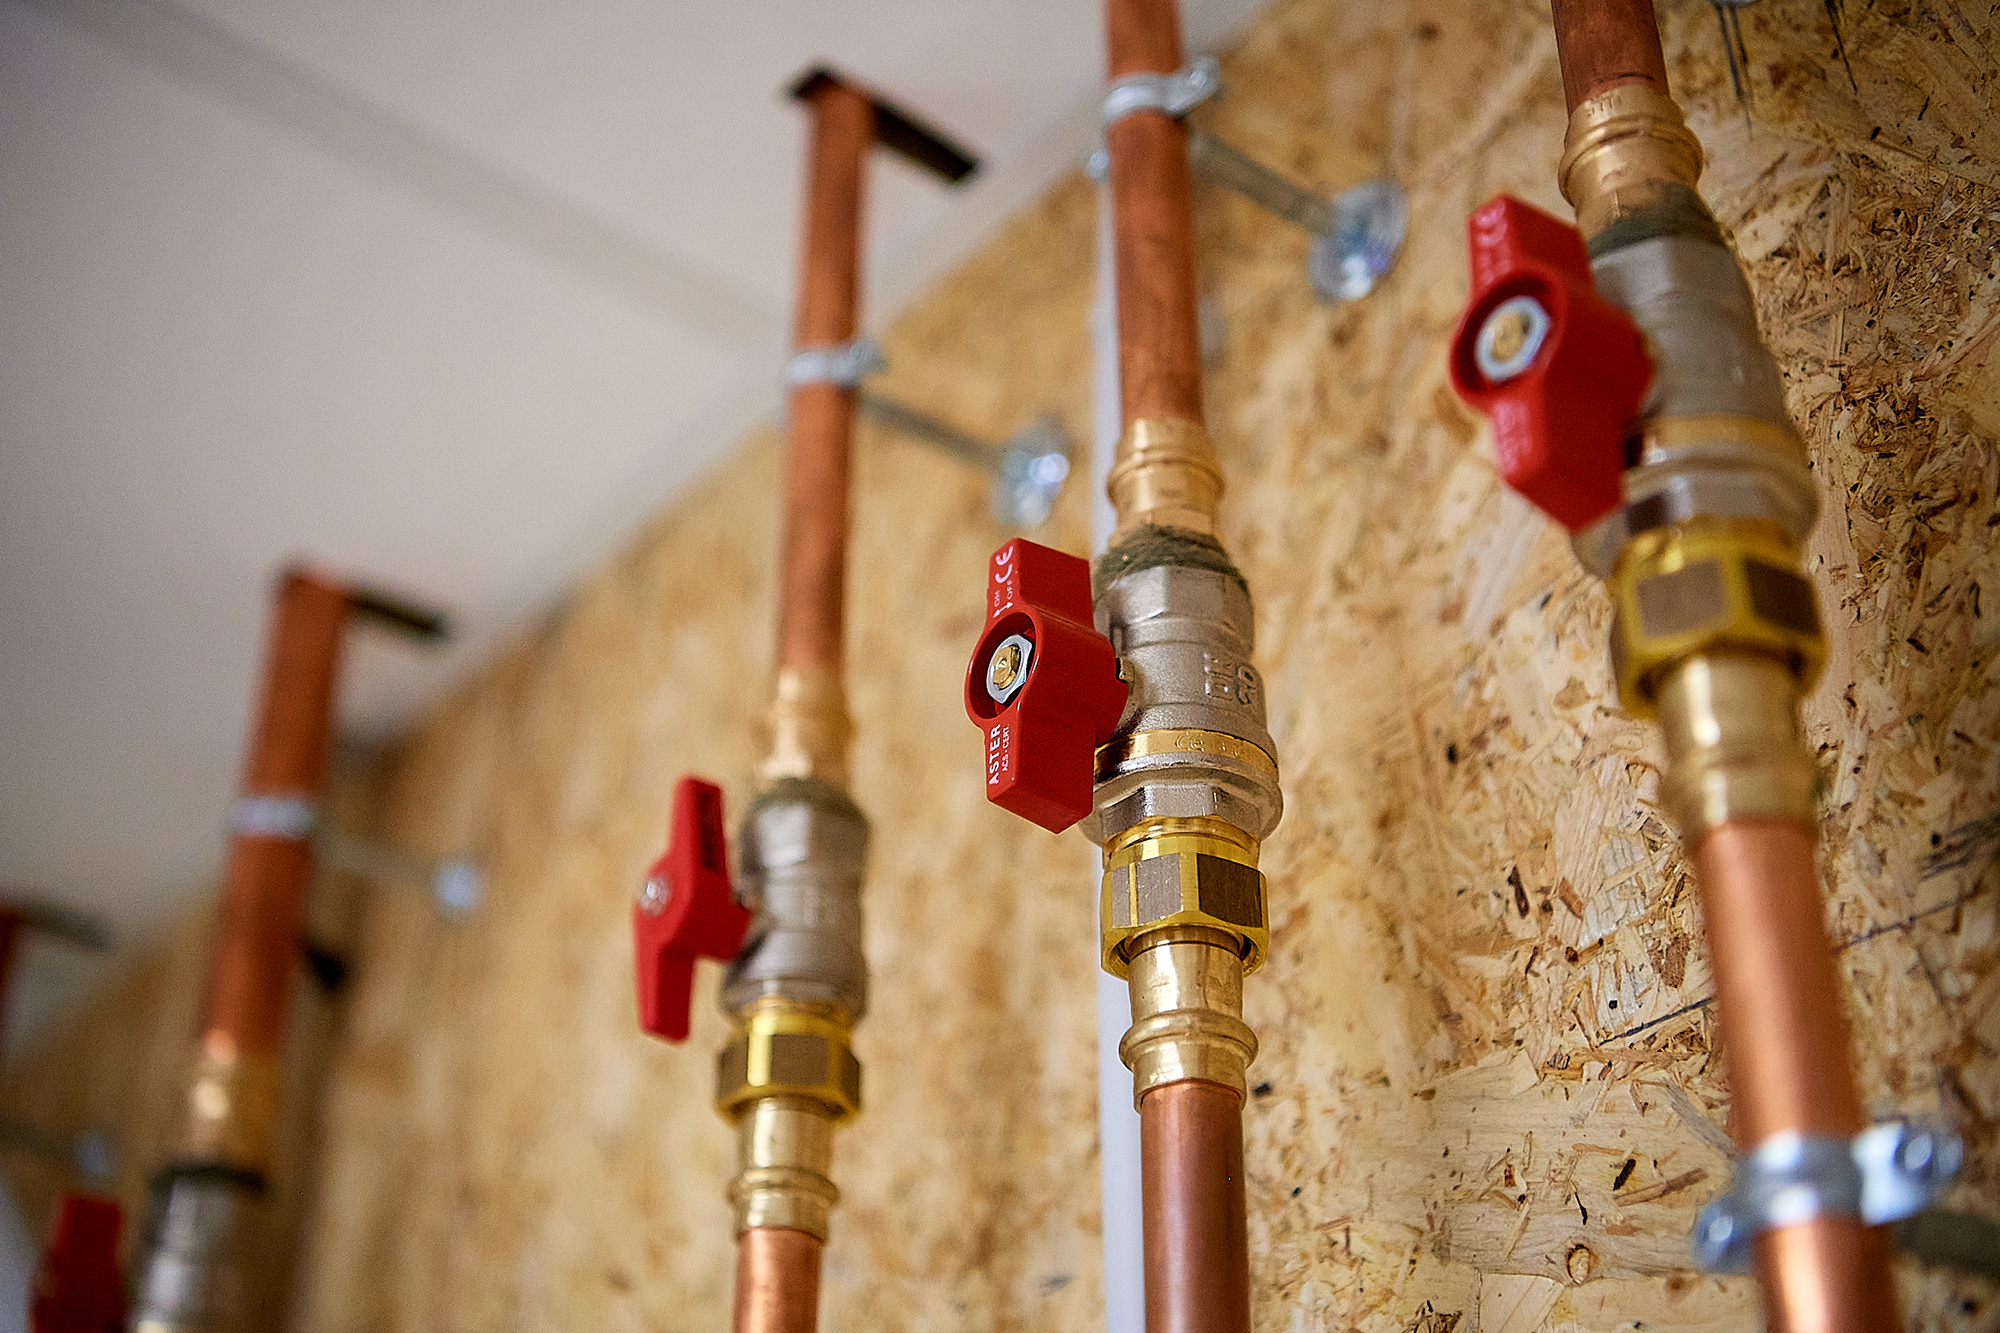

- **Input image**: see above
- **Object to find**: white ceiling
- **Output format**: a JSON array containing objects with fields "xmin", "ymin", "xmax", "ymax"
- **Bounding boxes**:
[{"xmin": 0, "ymin": 0, "xmax": 1266, "ymax": 1038}]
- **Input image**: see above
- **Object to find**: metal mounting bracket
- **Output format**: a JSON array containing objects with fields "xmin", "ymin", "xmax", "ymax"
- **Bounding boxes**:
[
  {"xmin": 229, "ymin": 794, "xmax": 319, "ymax": 842},
  {"xmin": 786, "ymin": 339, "xmax": 886, "ymax": 390},
  {"xmin": 1087, "ymin": 107, "xmax": 1406, "ymax": 302},
  {"xmin": 857, "ymin": 393, "xmax": 1072, "ymax": 527},
  {"xmin": 315, "ymin": 828, "xmax": 483, "ymax": 918},
  {"xmin": 1101, "ymin": 55, "xmax": 1222, "ymax": 129},
  {"xmin": 1692, "ymin": 1121, "xmax": 1963, "ymax": 1273}
]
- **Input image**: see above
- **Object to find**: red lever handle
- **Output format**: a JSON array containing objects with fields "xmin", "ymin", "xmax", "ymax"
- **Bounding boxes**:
[
  {"xmin": 1447, "ymin": 194, "xmax": 1653, "ymax": 533},
  {"xmin": 32, "ymin": 1194, "xmax": 124, "ymax": 1333},
  {"xmin": 633, "ymin": 777, "xmax": 751, "ymax": 1043},
  {"xmin": 964, "ymin": 539, "xmax": 1128, "ymax": 834}
]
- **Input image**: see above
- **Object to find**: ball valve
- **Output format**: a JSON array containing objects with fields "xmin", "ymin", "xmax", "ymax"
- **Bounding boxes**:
[
  {"xmin": 964, "ymin": 539, "xmax": 1128, "ymax": 834},
  {"xmin": 1447, "ymin": 194, "xmax": 1654, "ymax": 532},
  {"xmin": 633, "ymin": 777, "xmax": 752, "ymax": 1043}
]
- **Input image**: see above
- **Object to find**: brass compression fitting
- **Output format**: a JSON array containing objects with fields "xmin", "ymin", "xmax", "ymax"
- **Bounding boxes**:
[
  {"xmin": 1089, "ymin": 416, "xmax": 1283, "ymax": 1106},
  {"xmin": 714, "ymin": 775, "xmax": 869, "ymax": 1242}
]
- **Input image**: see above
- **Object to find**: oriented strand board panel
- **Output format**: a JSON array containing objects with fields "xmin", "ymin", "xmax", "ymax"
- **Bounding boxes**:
[{"xmin": 9, "ymin": 0, "xmax": 2000, "ymax": 1328}]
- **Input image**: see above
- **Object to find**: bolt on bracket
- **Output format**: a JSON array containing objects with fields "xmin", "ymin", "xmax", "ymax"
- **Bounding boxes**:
[
  {"xmin": 1085, "ymin": 59, "xmax": 1405, "ymax": 303},
  {"xmin": 858, "ymin": 392, "xmax": 1073, "ymax": 527},
  {"xmin": 314, "ymin": 828, "xmax": 482, "ymax": 918}
]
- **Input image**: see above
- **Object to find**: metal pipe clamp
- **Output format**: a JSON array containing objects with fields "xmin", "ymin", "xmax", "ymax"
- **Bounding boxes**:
[
  {"xmin": 1101, "ymin": 55, "xmax": 1220, "ymax": 130},
  {"xmin": 785, "ymin": 339, "xmax": 885, "ymax": 390},
  {"xmin": 1692, "ymin": 1121, "xmax": 1963, "ymax": 1272},
  {"xmin": 228, "ymin": 794, "xmax": 319, "ymax": 842}
]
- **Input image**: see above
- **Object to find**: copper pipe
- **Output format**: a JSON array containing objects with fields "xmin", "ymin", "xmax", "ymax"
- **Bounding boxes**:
[
  {"xmin": 776, "ymin": 83, "xmax": 874, "ymax": 679},
  {"xmin": 1694, "ymin": 818, "xmax": 1894, "ymax": 1331},
  {"xmin": 1139, "ymin": 1081, "xmax": 1250, "ymax": 1333},
  {"xmin": 733, "ymin": 1227, "xmax": 822, "ymax": 1333},
  {"xmin": 1106, "ymin": 0, "xmax": 1205, "ymax": 430},
  {"xmin": 198, "ymin": 571, "xmax": 348, "ymax": 1069},
  {"xmin": 1549, "ymin": 0, "xmax": 1671, "ymax": 113}
]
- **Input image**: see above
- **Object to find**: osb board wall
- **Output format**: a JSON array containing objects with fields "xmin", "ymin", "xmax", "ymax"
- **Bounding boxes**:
[{"xmin": 9, "ymin": 0, "xmax": 1999, "ymax": 1327}]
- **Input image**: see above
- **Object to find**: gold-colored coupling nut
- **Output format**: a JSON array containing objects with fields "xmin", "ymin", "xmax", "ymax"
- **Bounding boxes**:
[
  {"xmin": 1558, "ymin": 84, "xmax": 1705, "ymax": 241},
  {"xmin": 1120, "ymin": 926, "xmax": 1259, "ymax": 1104},
  {"xmin": 1106, "ymin": 417, "xmax": 1225, "ymax": 540},
  {"xmin": 1609, "ymin": 518, "xmax": 1826, "ymax": 718},
  {"xmin": 716, "ymin": 1001, "xmax": 861, "ymax": 1121},
  {"xmin": 1101, "ymin": 815, "xmax": 1267, "ymax": 978}
]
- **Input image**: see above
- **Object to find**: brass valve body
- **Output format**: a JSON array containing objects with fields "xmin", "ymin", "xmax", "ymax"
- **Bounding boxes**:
[
  {"xmin": 1120, "ymin": 925, "xmax": 1258, "ymax": 1105},
  {"xmin": 716, "ymin": 999, "xmax": 861, "ymax": 1122},
  {"xmin": 1608, "ymin": 518, "xmax": 1826, "ymax": 716},
  {"xmin": 1101, "ymin": 815, "xmax": 1267, "ymax": 977}
]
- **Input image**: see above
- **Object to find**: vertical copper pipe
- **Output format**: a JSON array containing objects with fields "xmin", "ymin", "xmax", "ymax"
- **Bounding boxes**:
[
  {"xmin": 198, "ymin": 571, "xmax": 348, "ymax": 1072},
  {"xmin": 776, "ymin": 83, "xmax": 874, "ymax": 678},
  {"xmin": 1693, "ymin": 820, "xmax": 1897, "ymax": 1333},
  {"xmin": 733, "ymin": 1228, "xmax": 823, "ymax": 1333},
  {"xmin": 1106, "ymin": 0, "xmax": 1205, "ymax": 429},
  {"xmin": 1548, "ymin": 0, "xmax": 1671, "ymax": 112},
  {"xmin": 1139, "ymin": 1082, "xmax": 1250, "ymax": 1333}
]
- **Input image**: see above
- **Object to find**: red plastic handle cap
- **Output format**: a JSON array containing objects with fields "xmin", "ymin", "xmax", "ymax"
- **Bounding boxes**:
[
  {"xmin": 633, "ymin": 777, "xmax": 751, "ymax": 1043},
  {"xmin": 1447, "ymin": 194, "xmax": 1653, "ymax": 533},
  {"xmin": 32, "ymin": 1193, "xmax": 124, "ymax": 1333},
  {"xmin": 964, "ymin": 539, "xmax": 1128, "ymax": 834}
]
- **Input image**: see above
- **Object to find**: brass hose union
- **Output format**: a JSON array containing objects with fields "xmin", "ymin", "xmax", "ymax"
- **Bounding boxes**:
[
  {"xmin": 1106, "ymin": 418, "xmax": 1226, "ymax": 542},
  {"xmin": 1608, "ymin": 518, "xmax": 1825, "ymax": 716},
  {"xmin": 1101, "ymin": 815, "xmax": 1266, "ymax": 976}
]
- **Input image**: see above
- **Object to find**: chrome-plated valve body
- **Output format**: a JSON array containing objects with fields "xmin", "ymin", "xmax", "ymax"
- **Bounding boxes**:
[
  {"xmin": 721, "ymin": 778, "xmax": 869, "ymax": 1022},
  {"xmin": 130, "ymin": 1170, "xmax": 262, "ymax": 1332},
  {"xmin": 1084, "ymin": 550, "xmax": 1283, "ymax": 849}
]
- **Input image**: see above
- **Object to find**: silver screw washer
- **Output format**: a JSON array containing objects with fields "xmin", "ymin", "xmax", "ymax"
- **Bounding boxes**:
[
  {"xmin": 1474, "ymin": 294, "xmax": 1553, "ymax": 384},
  {"xmin": 1309, "ymin": 177, "xmax": 1408, "ymax": 302},
  {"xmin": 637, "ymin": 874, "xmax": 671, "ymax": 916}
]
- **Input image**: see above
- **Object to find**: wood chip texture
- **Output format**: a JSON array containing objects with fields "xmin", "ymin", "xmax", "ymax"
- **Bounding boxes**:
[{"xmin": 7, "ymin": 0, "xmax": 1999, "ymax": 1328}]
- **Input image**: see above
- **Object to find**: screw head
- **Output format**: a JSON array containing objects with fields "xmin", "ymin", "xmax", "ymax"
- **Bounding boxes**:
[
  {"xmin": 1474, "ymin": 294, "xmax": 1553, "ymax": 384},
  {"xmin": 985, "ymin": 633, "xmax": 1035, "ymax": 705},
  {"xmin": 638, "ymin": 874, "xmax": 671, "ymax": 916}
]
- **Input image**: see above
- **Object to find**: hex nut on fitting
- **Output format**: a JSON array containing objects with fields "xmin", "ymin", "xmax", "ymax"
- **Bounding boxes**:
[
  {"xmin": 716, "ymin": 1002, "xmax": 861, "ymax": 1121},
  {"xmin": 1101, "ymin": 817, "xmax": 1267, "ymax": 977},
  {"xmin": 1608, "ymin": 520, "xmax": 1825, "ymax": 717}
]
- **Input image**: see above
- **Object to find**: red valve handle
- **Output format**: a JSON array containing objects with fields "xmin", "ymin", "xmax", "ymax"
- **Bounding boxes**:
[
  {"xmin": 964, "ymin": 539, "xmax": 1128, "ymax": 834},
  {"xmin": 32, "ymin": 1194, "xmax": 124, "ymax": 1333},
  {"xmin": 633, "ymin": 776, "xmax": 751, "ymax": 1043},
  {"xmin": 1447, "ymin": 194, "xmax": 1653, "ymax": 533}
]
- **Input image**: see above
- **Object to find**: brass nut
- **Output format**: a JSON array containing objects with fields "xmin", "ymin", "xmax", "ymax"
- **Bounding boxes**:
[
  {"xmin": 1609, "ymin": 520, "xmax": 1825, "ymax": 718},
  {"xmin": 715, "ymin": 1004, "xmax": 861, "ymax": 1121},
  {"xmin": 1100, "ymin": 816, "xmax": 1267, "ymax": 978}
]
